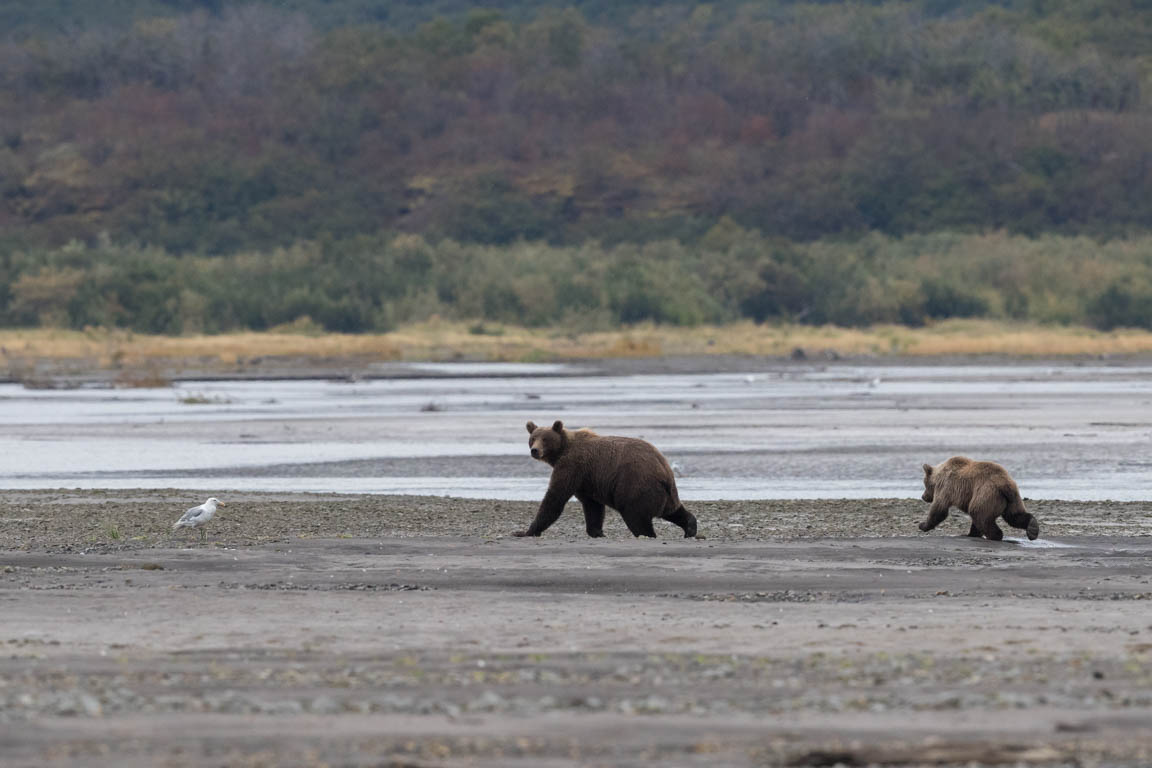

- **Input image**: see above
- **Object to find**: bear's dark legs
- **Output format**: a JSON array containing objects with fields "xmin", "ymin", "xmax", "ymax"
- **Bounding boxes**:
[
  {"xmin": 515, "ymin": 484, "xmax": 573, "ymax": 537},
  {"xmin": 918, "ymin": 501, "xmax": 950, "ymax": 532},
  {"xmin": 981, "ymin": 518, "xmax": 1004, "ymax": 541},
  {"xmin": 621, "ymin": 515, "xmax": 657, "ymax": 538},
  {"xmin": 969, "ymin": 488, "xmax": 1006, "ymax": 541},
  {"xmin": 577, "ymin": 496, "xmax": 606, "ymax": 538},
  {"xmin": 966, "ymin": 522, "xmax": 982, "ymax": 537},
  {"xmin": 662, "ymin": 505, "xmax": 698, "ymax": 538},
  {"xmin": 1002, "ymin": 506, "xmax": 1040, "ymax": 541},
  {"xmin": 614, "ymin": 487, "xmax": 666, "ymax": 538}
]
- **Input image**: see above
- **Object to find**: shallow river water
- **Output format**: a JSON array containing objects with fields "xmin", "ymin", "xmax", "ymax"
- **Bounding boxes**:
[{"xmin": 1, "ymin": 361, "xmax": 1150, "ymax": 500}]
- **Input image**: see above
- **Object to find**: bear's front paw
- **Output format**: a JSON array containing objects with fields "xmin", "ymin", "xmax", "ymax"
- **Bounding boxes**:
[
  {"xmin": 586, "ymin": 530, "xmax": 605, "ymax": 538},
  {"xmin": 918, "ymin": 522, "xmax": 930, "ymax": 532},
  {"xmin": 512, "ymin": 530, "xmax": 539, "ymax": 538}
]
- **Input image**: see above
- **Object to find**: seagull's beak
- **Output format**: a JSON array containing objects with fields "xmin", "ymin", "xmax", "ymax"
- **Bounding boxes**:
[{"xmin": 217, "ymin": 501, "xmax": 226, "ymax": 507}]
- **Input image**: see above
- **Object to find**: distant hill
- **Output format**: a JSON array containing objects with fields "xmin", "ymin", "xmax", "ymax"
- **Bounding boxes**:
[
  {"xmin": 1, "ymin": 0, "xmax": 817, "ymax": 36},
  {"xmin": 2, "ymin": 0, "xmax": 1151, "ymax": 250},
  {"xmin": 3, "ymin": 1, "xmax": 1152, "ymax": 333},
  {"xmin": 4, "ymin": 1, "xmax": 1147, "ymax": 38}
]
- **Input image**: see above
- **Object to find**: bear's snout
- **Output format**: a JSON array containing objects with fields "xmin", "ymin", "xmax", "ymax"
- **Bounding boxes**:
[{"xmin": 531, "ymin": 447, "xmax": 541, "ymax": 459}]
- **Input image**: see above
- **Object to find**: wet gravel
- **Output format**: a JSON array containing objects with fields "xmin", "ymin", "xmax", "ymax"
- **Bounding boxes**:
[
  {"xmin": 3, "ymin": 490, "xmax": 1152, "ymax": 767},
  {"xmin": 2, "ymin": 490, "xmax": 1148, "ymax": 553},
  {"xmin": 4, "ymin": 650, "xmax": 1152, "ymax": 725}
]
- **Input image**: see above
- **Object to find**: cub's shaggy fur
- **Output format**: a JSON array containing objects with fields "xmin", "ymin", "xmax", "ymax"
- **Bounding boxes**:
[
  {"xmin": 516, "ymin": 420, "xmax": 697, "ymax": 539},
  {"xmin": 920, "ymin": 456, "xmax": 1039, "ymax": 541}
]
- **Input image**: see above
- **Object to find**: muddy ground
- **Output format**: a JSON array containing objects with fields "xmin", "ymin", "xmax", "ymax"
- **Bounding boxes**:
[{"xmin": 2, "ymin": 491, "xmax": 1152, "ymax": 767}]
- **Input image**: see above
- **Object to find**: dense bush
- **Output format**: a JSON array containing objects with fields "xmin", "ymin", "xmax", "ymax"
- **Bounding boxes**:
[
  {"xmin": 4, "ymin": 1, "xmax": 1152, "ymax": 334},
  {"xmin": 5, "ymin": 229, "xmax": 1152, "ymax": 333},
  {"xmin": 1087, "ymin": 281, "xmax": 1152, "ymax": 331},
  {"xmin": 2, "ymin": 2, "xmax": 1152, "ymax": 253}
]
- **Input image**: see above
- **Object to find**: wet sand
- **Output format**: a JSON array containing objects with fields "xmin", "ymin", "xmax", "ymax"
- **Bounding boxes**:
[{"xmin": 3, "ymin": 491, "xmax": 1152, "ymax": 767}]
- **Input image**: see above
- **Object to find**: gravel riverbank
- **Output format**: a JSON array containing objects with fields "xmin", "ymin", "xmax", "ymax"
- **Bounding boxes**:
[{"xmin": 2, "ymin": 491, "xmax": 1151, "ymax": 766}]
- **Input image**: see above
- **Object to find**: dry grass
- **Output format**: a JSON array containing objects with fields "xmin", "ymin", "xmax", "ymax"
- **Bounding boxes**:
[
  {"xmin": 0, "ymin": 320, "xmax": 1150, "ymax": 380},
  {"xmin": 391, "ymin": 319, "xmax": 1152, "ymax": 359},
  {"xmin": 0, "ymin": 327, "xmax": 400, "ymax": 371}
]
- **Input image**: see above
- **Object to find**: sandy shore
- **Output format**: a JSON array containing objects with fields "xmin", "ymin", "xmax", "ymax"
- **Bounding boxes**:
[{"xmin": 2, "ymin": 491, "xmax": 1152, "ymax": 766}]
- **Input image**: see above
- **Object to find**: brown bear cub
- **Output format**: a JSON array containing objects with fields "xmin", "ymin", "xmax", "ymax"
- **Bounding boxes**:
[
  {"xmin": 515, "ymin": 420, "xmax": 698, "ymax": 539},
  {"xmin": 919, "ymin": 456, "xmax": 1039, "ymax": 541}
]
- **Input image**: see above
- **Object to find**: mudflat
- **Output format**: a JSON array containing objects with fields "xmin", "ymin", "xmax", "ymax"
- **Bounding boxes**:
[{"xmin": 2, "ymin": 491, "xmax": 1151, "ymax": 767}]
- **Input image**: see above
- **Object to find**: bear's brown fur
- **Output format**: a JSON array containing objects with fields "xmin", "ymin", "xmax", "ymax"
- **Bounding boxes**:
[
  {"xmin": 515, "ymin": 420, "xmax": 698, "ymax": 539},
  {"xmin": 919, "ymin": 456, "xmax": 1039, "ymax": 541}
]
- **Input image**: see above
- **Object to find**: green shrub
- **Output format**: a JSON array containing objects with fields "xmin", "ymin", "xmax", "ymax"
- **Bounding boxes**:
[
  {"xmin": 5, "ymin": 230, "xmax": 1152, "ymax": 333},
  {"xmin": 1088, "ymin": 281, "xmax": 1152, "ymax": 330}
]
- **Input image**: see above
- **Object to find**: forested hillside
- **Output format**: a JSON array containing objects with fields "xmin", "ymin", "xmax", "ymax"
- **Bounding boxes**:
[{"xmin": 3, "ymin": 1, "xmax": 1152, "ymax": 333}]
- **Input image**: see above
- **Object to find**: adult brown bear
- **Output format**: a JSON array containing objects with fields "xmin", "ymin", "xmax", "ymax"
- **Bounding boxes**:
[
  {"xmin": 514, "ymin": 420, "xmax": 698, "ymax": 539},
  {"xmin": 919, "ymin": 456, "xmax": 1039, "ymax": 541}
]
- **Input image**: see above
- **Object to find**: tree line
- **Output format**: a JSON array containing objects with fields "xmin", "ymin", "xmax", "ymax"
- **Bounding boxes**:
[
  {"xmin": 2, "ymin": 1, "xmax": 1152, "ymax": 252},
  {"xmin": 2, "ymin": 1, "xmax": 1152, "ymax": 331}
]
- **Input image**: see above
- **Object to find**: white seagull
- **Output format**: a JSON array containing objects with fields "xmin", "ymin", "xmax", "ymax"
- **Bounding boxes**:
[{"xmin": 173, "ymin": 498, "xmax": 225, "ymax": 542}]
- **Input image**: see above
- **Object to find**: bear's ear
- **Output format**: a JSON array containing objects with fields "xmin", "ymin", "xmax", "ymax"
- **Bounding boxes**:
[
  {"xmin": 551, "ymin": 420, "xmax": 564, "ymax": 433},
  {"xmin": 526, "ymin": 421, "xmax": 537, "ymax": 434},
  {"xmin": 922, "ymin": 463, "xmax": 934, "ymax": 476}
]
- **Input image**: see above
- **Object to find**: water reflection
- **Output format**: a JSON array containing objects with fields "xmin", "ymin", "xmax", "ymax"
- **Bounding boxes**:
[{"xmin": 2, "ymin": 363, "xmax": 1150, "ymax": 500}]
